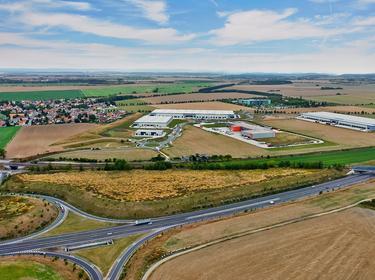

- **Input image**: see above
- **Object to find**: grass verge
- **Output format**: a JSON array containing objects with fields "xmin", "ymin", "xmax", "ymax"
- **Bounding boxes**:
[
  {"xmin": 75, "ymin": 234, "xmax": 143, "ymax": 276},
  {"xmin": 42, "ymin": 212, "xmax": 115, "ymax": 237}
]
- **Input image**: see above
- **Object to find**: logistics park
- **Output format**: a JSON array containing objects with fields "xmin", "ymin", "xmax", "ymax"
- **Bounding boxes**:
[{"xmin": 0, "ymin": 74, "xmax": 375, "ymax": 280}]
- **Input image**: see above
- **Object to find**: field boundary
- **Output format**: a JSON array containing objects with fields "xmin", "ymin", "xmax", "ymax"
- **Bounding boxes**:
[{"xmin": 142, "ymin": 191, "xmax": 375, "ymax": 280}]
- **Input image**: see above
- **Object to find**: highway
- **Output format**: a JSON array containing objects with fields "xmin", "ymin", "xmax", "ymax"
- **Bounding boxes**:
[
  {"xmin": 1, "ymin": 174, "xmax": 372, "ymax": 253},
  {"xmin": 0, "ymin": 172, "xmax": 373, "ymax": 280}
]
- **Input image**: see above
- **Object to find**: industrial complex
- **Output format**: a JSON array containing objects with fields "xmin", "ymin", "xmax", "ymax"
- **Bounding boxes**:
[
  {"xmin": 231, "ymin": 122, "xmax": 276, "ymax": 139},
  {"xmin": 298, "ymin": 112, "xmax": 375, "ymax": 132},
  {"xmin": 133, "ymin": 115, "xmax": 172, "ymax": 128},
  {"xmin": 149, "ymin": 109, "xmax": 237, "ymax": 120}
]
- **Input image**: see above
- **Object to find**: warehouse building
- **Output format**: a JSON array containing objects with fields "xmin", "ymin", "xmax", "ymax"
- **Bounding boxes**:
[
  {"xmin": 237, "ymin": 99, "xmax": 271, "ymax": 107},
  {"xmin": 298, "ymin": 112, "xmax": 375, "ymax": 132},
  {"xmin": 150, "ymin": 109, "xmax": 237, "ymax": 120},
  {"xmin": 135, "ymin": 129, "xmax": 165, "ymax": 138},
  {"xmin": 133, "ymin": 115, "xmax": 172, "ymax": 128},
  {"xmin": 231, "ymin": 122, "xmax": 275, "ymax": 139}
]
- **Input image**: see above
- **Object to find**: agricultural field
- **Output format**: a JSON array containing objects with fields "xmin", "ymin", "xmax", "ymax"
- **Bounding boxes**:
[
  {"xmin": 0, "ymin": 90, "xmax": 83, "ymax": 101},
  {"xmin": 272, "ymin": 105, "xmax": 375, "ymax": 115},
  {"xmin": 82, "ymin": 82, "xmax": 213, "ymax": 97},
  {"xmin": 165, "ymin": 125, "xmax": 267, "ymax": 158},
  {"xmin": 0, "ymin": 255, "xmax": 88, "ymax": 280},
  {"xmin": 0, "ymin": 126, "xmax": 20, "ymax": 150},
  {"xmin": 0, "ymin": 82, "xmax": 214, "ymax": 101},
  {"xmin": 50, "ymin": 147, "xmax": 158, "ymax": 162},
  {"xmin": 2, "ymin": 168, "xmax": 340, "ymax": 218},
  {"xmin": 0, "ymin": 196, "xmax": 58, "ymax": 240},
  {"xmin": 260, "ymin": 118, "xmax": 375, "ymax": 149},
  {"xmin": 226, "ymin": 82, "xmax": 375, "ymax": 105},
  {"xmin": 55, "ymin": 113, "xmax": 142, "ymax": 146},
  {"xmin": 141, "ymin": 92, "xmax": 255, "ymax": 104},
  {"xmin": 5, "ymin": 123, "xmax": 98, "ymax": 159},
  {"xmin": 125, "ymin": 179, "xmax": 375, "ymax": 279},
  {"xmin": 154, "ymin": 101, "xmax": 250, "ymax": 111},
  {"xmin": 149, "ymin": 207, "xmax": 375, "ymax": 280}
]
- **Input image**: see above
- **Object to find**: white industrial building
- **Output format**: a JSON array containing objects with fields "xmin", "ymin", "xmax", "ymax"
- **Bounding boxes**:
[
  {"xmin": 134, "ymin": 129, "xmax": 165, "ymax": 138},
  {"xmin": 150, "ymin": 109, "xmax": 237, "ymax": 120},
  {"xmin": 233, "ymin": 122, "xmax": 276, "ymax": 139},
  {"xmin": 133, "ymin": 115, "xmax": 172, "ymax": 128},
  {"xmin": 298, "ymin": 112, "xmax": 375, "ymax": 132}
]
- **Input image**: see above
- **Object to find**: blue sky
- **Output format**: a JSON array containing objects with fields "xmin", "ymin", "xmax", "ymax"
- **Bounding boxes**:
[{"xmin": 0, "ymin": 0, "xmax": 374, "ymax": 73}]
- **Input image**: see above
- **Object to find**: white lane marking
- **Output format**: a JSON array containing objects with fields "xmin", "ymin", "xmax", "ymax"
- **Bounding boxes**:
[{"xmin": 185, "ymin": 198, "xmax": 281, "ymax": 220}]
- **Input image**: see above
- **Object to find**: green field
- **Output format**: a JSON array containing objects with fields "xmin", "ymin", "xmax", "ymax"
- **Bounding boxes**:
[
  {"xmin": 0, "ymin": 260, "xmax": 63, "ymax": 280},
  {"xmin": 0, "ymin": 82, "xmax": 213, "ymax": 101},
  {"xmin": 196, "ymin": 147, "xmax": 375, "ymax": 169},
  {"xmin": 0, "ymin": 127, "xmax": 20, "ymax": 149},
  {"xmin": 82, "ymin": 82, "xmax": 213, "ymax": 97},
  {"xmin": 0, "ymin": 90, "xmax": 84, "ymax": 101}
]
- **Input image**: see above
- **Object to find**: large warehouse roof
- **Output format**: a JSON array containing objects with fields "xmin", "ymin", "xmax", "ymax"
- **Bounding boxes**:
[
  {"xmin": 151, "ymin": 109, "xmax": 235, "ymax": 115},
  {"xmin": 301, "ymin": 112, "xmax": 375, "ymax": 126},
  {"xmin": 134, "ymin": 115, "xmax": 172, "ymax": 123}
]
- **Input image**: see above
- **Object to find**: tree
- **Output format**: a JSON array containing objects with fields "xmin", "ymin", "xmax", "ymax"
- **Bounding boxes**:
[{"xmin": 0, "ymin": 148, "xmax": 5, "ymax": 158}]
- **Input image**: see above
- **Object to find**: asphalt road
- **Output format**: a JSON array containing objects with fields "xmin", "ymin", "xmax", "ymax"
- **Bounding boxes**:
[
  {"xmin": 0, "ymin": 173, "xmax": 372, "ymax": 256},
  {"xmin": 0, "ymin": 173, "xmax": 373, "ymax": 280}
]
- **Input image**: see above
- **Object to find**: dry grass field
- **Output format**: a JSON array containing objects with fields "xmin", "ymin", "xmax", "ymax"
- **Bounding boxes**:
[
  {"xmin": 52, "ymin": 147, "xmax": 158, "ymax": 161},
  {"xmin": 17, "ymin": 168, "xmax": 311, "ymax": 202},
  {"xmin": 0, "ymin": 255, "xmax": 88, "ymax": 280},
  {"xmin": 6, "ymin": 123, "xmax": 98, "ymax": 159},
  {"xmin": 227, "ymin": 83, "xmax": 375, "ymax": 105},
  {"xmin": 154, "ymin": 101, "xmax": 250, "ymax": 111},
  {"xmin": 56, "ymin": 113, "xmax": 141, "ymax": 146},
  {"xmin": 150, "ymin": 207, "xmax": 375, "ymax": 280},
  {"xmin": 141, "ymin": 92, "xmax": 256, "ymax": 104},
  {"xmin": 261, "ymin": 118, "xmax": 375, "ymax": 148},
  {"xmin": 124, "ymin": 179, "xmax": 375, "ymax": 280},
  {"xmin": 0, "ymin": 196, "xmax": 58, "ymax": 240},
  {"xmin": 165, "ymin": 125, "xmax": 267, "ymax": 158},
  {"xmin": 278, "ymin": 105, "xmax": 375, "ymax": 114}
]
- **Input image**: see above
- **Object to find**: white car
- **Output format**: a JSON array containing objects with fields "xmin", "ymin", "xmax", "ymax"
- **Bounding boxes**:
[{"xmin": 269, "ymin": 200, "xmax": 275, "ymax": 205}]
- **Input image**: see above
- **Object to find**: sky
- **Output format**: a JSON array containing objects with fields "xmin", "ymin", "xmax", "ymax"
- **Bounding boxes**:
[{"xmin": 0, "ymin": 0, "xmax": 374, "ymax": 73}]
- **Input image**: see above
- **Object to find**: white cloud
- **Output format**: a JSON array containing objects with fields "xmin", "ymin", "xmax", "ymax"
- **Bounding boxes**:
[
  {"xmin": 0, "ymin": 1, "xmax": 194, "ymax": 44},
  {"xmin": 0, "ymin": 0, "xmax": 94, "ymax": 12},
  {"xmin": 20, "ymin": 11, "xmax": 193, "ymax": 43},
  {"xmin": 128, "ymin": 0, "xmax": 169, "ymax": 24},
  {"xmin": 0, "ymin": 32, "xmax": 374, "ymax": 74},
  {"xmin": 353, "ymin": 16, "xmax": 375, "ymax": 25},
  {"xmin": 210, "ymin": 8, "xmax": 350, "ymax": 45}
]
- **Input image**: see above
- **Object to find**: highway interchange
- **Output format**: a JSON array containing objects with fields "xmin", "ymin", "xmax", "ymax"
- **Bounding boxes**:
[{"xmin": 0, "ymin": 171, "xmax": 374, "ymax": 280}]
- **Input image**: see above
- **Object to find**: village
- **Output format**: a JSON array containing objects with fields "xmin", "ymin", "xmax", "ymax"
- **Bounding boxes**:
[{"xmin": 0, "ymin": 98, "xmax": 127, "ymax": 127}]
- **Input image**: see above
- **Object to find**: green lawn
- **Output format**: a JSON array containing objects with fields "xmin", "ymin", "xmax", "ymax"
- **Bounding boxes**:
[
  {"xmin": 0, "ymin": 260, "xmax": 63, "ymax": 280},
  {"xmin": 0, "ymin": 90, "xmax": 84, "ymax": 101},
  {"xmin": 0, "ymin": 127, "xmax": 20, "ymax": 149}
]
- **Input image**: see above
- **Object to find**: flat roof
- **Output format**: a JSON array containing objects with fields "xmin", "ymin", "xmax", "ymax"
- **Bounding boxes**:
[
  {"xmin": 151, "ymin": 109, "xmax": 235, "ymax": 115},
  {"xmin": 135, "ymin": 129, "xmax": 164, "ymax": 132},
  {"xmin": 134, "ymin": 115, "xmax": 172, "ymax": 123},
  {"xmin": 301, "ymin": 112, "xmax": 375, "ymax": 126}
]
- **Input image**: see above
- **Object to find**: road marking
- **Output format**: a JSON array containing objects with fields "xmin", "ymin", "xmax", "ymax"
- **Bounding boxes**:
[{"xmin": 185, "ymin": 198, "xmax": 280, "ymax": 220}]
